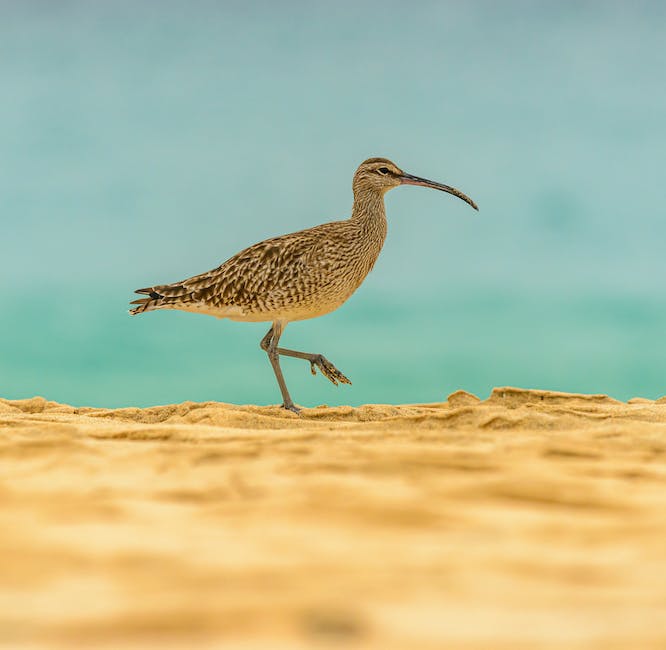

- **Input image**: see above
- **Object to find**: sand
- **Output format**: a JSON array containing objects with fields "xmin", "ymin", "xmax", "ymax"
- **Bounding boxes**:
[{"xmin": 1, "ymin": 387, "xmax": 666, "ymax": 649}]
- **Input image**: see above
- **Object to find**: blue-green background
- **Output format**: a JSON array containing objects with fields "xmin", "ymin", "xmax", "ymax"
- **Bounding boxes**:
[{"xmin": 2, "ymin": 1, "xmax": 665, "ymax": 407}]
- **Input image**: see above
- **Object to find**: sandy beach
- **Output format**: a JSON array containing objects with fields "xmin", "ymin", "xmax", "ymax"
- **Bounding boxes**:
[{"xmin": 1, "ymin": 387, "xmax": 666, "ymax": 649}]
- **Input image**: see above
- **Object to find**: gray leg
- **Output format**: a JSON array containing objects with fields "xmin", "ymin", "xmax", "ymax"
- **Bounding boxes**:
[
  {"xmin": 276, "ymin": 347, "xmax": 352, "ymax": 386},
  {"xmin": 260, "ymin": 323, "xmax": 299, "ymax": 413}
]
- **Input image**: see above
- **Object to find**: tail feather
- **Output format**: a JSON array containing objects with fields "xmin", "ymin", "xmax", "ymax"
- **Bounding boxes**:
[
  {"xmin": 129, "ymin": 297, "xmax": 159, "ymax": 315},
  {"xmin": 137, "ymin": 283, "xmax": 191, "ymax": 299},
  {"xmin": 129, "ymin": 279, "xmax": 207, "ymax": 315},
  {"xmin": 129, "ymin": 286, "xmax": 170, "ymax": 315},
  {"xmin": 134, "ymin": 287, "xmax": 163, "ymax": 298}
]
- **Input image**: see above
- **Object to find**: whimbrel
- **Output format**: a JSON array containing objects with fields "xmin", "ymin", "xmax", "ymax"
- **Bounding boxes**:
[{"xmin": 130, "ymin": 157, "xmax": 477, "ymax": 412}]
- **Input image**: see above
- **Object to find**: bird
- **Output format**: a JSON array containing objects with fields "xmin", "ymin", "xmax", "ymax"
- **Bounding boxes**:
[{"xmin": 130, "ymin": 157, "xmax": 477, "ymax": 413}]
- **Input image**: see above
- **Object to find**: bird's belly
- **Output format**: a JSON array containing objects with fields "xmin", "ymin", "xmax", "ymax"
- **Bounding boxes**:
[
  {"xmin": 226, "ymin": 295, "xmax": 350, "ymax": 323},
  {"xmin": 227, "ymin": 280, "xmax": 360, "ymax": 324}
]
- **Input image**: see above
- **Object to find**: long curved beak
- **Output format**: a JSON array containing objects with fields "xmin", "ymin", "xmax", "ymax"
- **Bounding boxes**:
[{"xmin": 400, "ymin": 173, "xmax": 478, "ymax": 211}]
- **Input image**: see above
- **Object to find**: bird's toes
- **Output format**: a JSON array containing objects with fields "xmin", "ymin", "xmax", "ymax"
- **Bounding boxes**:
[
  {"xmin": 320, "ymin": 365, "xmax": 339, "ymax": 386},
  {"xmin": 315, "ymin": 357, "xmax": 338, "ymax": 385},
  {"xmin": 314, "ymin": 355, "xmax": 351, "ymax": 386},
  {"xmin": 332, "ymin": 367, "xmax": 352, "ymax": 385}
]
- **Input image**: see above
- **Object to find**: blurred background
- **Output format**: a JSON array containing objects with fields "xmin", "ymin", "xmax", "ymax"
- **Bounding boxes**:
[{"xmin": 1, "ymin": 0, "xmax": 665, "ymax": 407}]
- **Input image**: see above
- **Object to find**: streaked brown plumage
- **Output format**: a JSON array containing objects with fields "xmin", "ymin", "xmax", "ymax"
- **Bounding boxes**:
[{"xmin": 130, "ymin": 157, "xmax": 477, "ymax": 412}]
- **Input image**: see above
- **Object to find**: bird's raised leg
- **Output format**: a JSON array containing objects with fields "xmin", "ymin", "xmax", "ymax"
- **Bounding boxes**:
[
  {"xmin": 260, "ymin": 323, "xmax": 300, "ymax": 413},
  {"xmin": 276, "ymin": 346, "xmax": 352, "ymax": 386}
]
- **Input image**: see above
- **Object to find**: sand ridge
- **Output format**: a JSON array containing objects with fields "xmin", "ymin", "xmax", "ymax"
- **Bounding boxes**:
[{"xmin": 1, "ymin": 387, "xmax": 666, "ymax": 649}]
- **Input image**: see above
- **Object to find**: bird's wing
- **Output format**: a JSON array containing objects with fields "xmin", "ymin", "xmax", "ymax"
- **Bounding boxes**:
[{"xmin": 136, "ymin": 223, "xmax": 341, "ymax": 311}]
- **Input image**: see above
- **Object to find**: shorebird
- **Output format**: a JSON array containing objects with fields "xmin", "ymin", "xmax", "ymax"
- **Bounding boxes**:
[{"xmin": 130, "ymin": 157, "xmax": 477, "ymax": 412}]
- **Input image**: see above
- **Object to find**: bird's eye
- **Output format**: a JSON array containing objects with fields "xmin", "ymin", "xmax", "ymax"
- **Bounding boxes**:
[{"xmin": 377, "ymin": 167, "xmax": 390, "ymax": 175}]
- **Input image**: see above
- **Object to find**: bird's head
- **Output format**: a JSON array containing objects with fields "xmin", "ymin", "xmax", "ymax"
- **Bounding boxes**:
[{"xmin": 352, "ymin": 157, "xmax": 478, "ymax": 210}]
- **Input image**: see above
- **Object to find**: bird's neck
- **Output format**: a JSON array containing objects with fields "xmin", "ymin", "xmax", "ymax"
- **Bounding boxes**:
[
  {"xmin": 349, "ymin": 189, "xmax": 388, "ymax": 269},
  {"xmin": 350, "ymin": 189, "xmax": 387, "ymax": 229}
]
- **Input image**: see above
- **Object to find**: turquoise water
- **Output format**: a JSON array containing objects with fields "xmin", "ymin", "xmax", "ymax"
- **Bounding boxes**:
[
  {"xmin": 4, "ymin": 290, "xmax": 666, "ymax": 407},
  {"xmin": 2, "ymin": 2, "xmax": 666, "ymax": 406}
]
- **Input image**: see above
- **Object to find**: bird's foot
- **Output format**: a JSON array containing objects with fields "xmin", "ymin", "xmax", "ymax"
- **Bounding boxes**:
[
  {"xmin": 309, "ymin": 354, "xmax": 352, "ymax": 386},
  {"xmin": 282, "ymin": 401, "xmax": 301, "ymax": 414}
]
